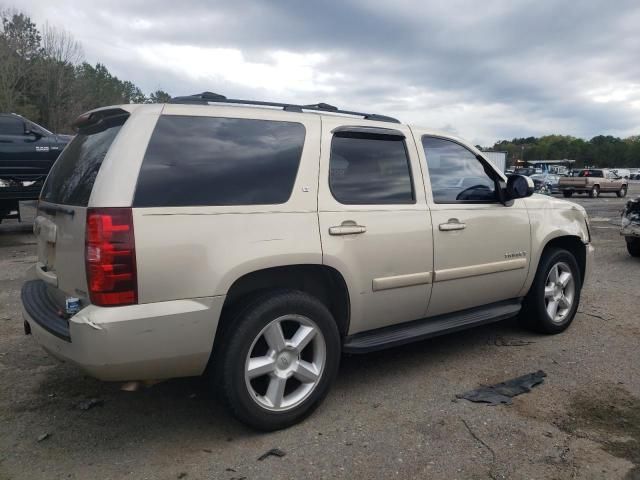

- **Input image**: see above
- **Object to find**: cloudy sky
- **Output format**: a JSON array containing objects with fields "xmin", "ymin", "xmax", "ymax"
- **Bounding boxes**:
[{"xmin": 11, "ymin": 0, "xmax": 640, "ymax": 145}]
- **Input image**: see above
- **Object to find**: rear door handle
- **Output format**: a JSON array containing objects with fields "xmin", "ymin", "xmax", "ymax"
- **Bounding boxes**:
[
  {"xmin": 439, "ymin": 219, "xmax": 466, "ymax": 231},
  {"xmin": 329, "ymin": 221, "xmax": 367, "ymax": 236}
]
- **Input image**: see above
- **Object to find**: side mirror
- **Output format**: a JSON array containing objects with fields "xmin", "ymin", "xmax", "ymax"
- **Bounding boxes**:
[
  {"xmin": 506, "ymin": 174, "xmax": 534, "ymax": 199},
  {"xmin": 24, "ymin": 125, "xmax": 42, "ymax": 138}
]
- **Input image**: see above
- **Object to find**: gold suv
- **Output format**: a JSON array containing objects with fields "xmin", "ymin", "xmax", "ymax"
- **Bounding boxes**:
[{"xmin": 22, "ymin": 93, "xmax": 593, "ymax": 430}]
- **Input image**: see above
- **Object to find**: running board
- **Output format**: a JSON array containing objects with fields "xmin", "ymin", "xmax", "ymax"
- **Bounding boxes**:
[{"xmin": 342, "ymin": 299, "xmax": 522, "ymax": 354}]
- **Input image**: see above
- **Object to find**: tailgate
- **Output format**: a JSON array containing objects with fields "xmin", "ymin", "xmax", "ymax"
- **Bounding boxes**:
[
  {"xmin": 33, "ymin": 203, "xmax": 89, "ymax": 305},
  {"xmin": 33, "ymin": 110, "xmax": 129, "ymax": 311}
]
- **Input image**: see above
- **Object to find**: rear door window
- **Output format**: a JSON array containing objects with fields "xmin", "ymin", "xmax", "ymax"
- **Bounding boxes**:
[
  {"xmin": 133, "ymin": 116, "xmax": 306, "ymax": 207},
  {"xmin": 41, "ymin": 114, "xmax": 128, "ymax": 206},
  {"xmin": 328, "ymin": 132, "xmax": 414, "ymax": 204}
]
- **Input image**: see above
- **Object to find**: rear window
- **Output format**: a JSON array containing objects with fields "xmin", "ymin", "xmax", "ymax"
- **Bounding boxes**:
[
  {"xmin": 133, "ymin": 116, "xmax": 306, "ymax": 207},
  {"xmin": 41, "ymin": 114, "xmax": 127, "ymax": 206},
  {"xmin": 578, "ymin": 169, "xmax": 603, "ymax": 178}
]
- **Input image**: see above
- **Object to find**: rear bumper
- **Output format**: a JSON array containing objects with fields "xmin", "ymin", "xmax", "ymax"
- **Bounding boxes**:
[
  {"xmin": 22, "ymin": 280, "xmax": 225, "ymax": 381},
  {"xmin": 0, "ymin": 182, "xmax": 43, "ymax": 201}
]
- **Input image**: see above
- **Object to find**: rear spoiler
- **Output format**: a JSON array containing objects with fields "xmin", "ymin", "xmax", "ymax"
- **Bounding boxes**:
[{"xmin": 72, "ymin": 108, "xmax": 130, "ymax": 132}]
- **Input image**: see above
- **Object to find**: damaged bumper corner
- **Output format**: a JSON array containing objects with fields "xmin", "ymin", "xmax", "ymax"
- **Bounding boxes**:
[
  {"xmin": 620, "ymin": 219, "xmax": 640, "ymax": 238},
  {"xmin": 22, "ymin": 285, "xmax": 226, "ymax": 382},
  {"xmin": 621, "ymin": 199, "xmax": 640, "ymax": 238}
]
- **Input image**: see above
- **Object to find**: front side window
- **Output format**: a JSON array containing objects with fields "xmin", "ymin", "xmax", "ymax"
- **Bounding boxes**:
[
  {"xmin": 134, "ymin": 116, "xmax": 306, "ymax": 207},
  {"xmin": 422, "ymin": 136, "xmax": 497, "ymax": 203},
  {"xmin": 0, "ymin": 116, "xmax": 24, "ymax": 136},
  {"xmin": 329, "ymin": 132, "xmax": 414, "ymax": 204}
]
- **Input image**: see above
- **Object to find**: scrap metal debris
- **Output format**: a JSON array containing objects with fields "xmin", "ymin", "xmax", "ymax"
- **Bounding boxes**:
[
  {"xmin": 76, "ymin": 398, "xmax": 104, "ymax": 410},
  {"xmin": 577, "ymin": 310, "xmax": 610, "ymax": 321},
  {"xmin": 489, "ymin": 335, "xmax": 535, "ymax": 347},
  {"xmin": 457, "ymin": 370, "xmax": 547, "ymax": 405},
  {"xmin": 257, "ymin": 448, "xmax": 286, "ymax": 461},
  {"xmin": 37, "ymin": 433, "xmax": 50, "ymax": 442}
]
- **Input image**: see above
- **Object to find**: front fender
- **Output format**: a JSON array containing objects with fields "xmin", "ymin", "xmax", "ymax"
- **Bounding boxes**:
[{"xmin": 519, "ymin": 195, "xmax": 589, "ymax": 296}]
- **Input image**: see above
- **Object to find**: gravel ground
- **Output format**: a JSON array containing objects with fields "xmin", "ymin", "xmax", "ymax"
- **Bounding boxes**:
[{"xmin": 1, "ymin": 186, "xmax": 639, "ymax": 480}]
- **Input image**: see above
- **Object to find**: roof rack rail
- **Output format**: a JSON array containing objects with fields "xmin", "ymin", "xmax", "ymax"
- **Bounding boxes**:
[{"xmin": 168, "ymin": 92, "xmax": 401, "ymax": 124}]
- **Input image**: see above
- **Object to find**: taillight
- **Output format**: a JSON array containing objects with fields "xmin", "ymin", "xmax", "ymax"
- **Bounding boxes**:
[{"xmin": 85, "ymin": 208, "xmax": 138, "ymax": 307}]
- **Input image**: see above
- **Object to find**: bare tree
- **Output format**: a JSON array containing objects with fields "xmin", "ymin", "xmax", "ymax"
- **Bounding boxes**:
[{"xmin": 40, "ymin": 22, "xmax": 84, "ymax": 130}]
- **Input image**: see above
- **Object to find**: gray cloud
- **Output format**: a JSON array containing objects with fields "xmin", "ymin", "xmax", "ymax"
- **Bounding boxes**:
[{"xmin": 11, "ymin": 0, "xmax": 640, "ymax": 144}]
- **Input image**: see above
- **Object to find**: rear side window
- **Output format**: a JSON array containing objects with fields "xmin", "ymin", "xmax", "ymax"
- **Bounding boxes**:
[
  {"xmin": 329, "ymin": 132, "xmax": 414, "ymax": 204},
  {"xmin": 133, "ymin": 116, "xmax": 306, "ymax": 207},
  {"xmin": 0, "ymin": 116, "xmax": 24, "ymax": 135},
  {"xmin": 41, "ymin": 114, "xmax": 127, "ymax": 206}
]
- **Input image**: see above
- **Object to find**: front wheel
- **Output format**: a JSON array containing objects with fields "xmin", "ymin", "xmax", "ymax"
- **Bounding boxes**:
[
  {"xmin": 627, "ymin": 238, "xmax": 640, "ymax": 257},
  {"xmin": 214, "ymin": 290, "xmax": 341, "ymax": 431},
  {"xmin": 521, "ymin": 248, "xmax": 581, "ymax": 334},
  {"xmin": 617, "ymin": 186, "xmax": 627, "ymax": 198}
]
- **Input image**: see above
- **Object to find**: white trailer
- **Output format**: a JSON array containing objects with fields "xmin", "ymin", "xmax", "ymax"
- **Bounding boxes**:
[{"xmin": 481, "ymin": 151, "xmax": 507, "ymax": 172}]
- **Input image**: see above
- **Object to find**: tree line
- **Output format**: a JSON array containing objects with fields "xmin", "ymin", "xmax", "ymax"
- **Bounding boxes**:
[
  {"xmin": 486, "ymin": 134, "xmax": 640, "ymax": 169},
  {"xmin": 0, "ymin": 8, "xmax": 171, "ymax": 133},
  {"xmin": 2, "ymin": 7, "xmax": 639, "ymax": 168}
]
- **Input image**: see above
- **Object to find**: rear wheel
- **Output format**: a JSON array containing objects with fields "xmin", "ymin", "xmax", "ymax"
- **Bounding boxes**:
[
  {"xmin": 617, "ymin": 186, "xmax": 627, "ymax": 198},
  {"xmin": 627, "ymin": 238, "xmax": 640, "ymax": 257},
  {"xmin": 214, "ymin": 290, "xmax": 340, "ymax": 431},
  {"xmin": 589, "ymin": 185, "xmax": 600, "ymax": 198},
  {"xmin": 562, "ymin": 191, "xmax": 573, "ymax": 198},
  {"xmin": 521, "ymin": 248, "xmax": 581, "ymax": 334}
]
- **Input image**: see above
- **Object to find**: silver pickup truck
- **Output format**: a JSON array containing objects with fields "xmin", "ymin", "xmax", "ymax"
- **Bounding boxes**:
[{"xmin": 559, "ymin": 168, "xmax": 628, "ymax": 198}]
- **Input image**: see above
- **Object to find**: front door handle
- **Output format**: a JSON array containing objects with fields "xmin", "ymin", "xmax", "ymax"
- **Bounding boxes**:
[
  {"xmin": 439, "ymin": 218, "xmax": 466, "ymax": 231},
  {"xmin": 329, "ymin": 221, "xmax": 367, "ymax": 236}
]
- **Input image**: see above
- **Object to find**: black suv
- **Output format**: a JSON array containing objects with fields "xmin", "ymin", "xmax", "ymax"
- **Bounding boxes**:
[{"xmin": 0, "ymin": 113, "xmax": 72, "ymax": 222}]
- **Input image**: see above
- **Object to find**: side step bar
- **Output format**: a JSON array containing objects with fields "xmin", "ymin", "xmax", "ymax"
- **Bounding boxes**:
[{"xmin": 342, "ymin": 299, "xmax": 522, "ymax": 354}]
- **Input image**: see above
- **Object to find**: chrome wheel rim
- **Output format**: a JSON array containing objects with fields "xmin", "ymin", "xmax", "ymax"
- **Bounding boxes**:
[
  {"xmin": 244, "ymin": 315, "xmax": 326, "ymax": 412},
  {"xmin": 544, "ymin": 262, "xmax": 575, "ymax": 323}
]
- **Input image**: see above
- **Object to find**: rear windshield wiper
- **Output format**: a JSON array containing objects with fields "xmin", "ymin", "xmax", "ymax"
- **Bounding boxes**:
[{"xmin": 38, "ymin": 203, "xmax": 75, "ymax": 217}]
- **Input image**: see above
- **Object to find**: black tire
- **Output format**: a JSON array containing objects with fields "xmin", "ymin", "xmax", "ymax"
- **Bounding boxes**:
[
  {"xmin": 627, "ymin": 238, "xmax": 640, "ymax": 257},
  {"xmin": 589, "ymin": 185, "xmax": 600, "ymax": 198},
  {"xmin": 521, "ymin": 248, "xmax": 582, "ymax": 334},
  {"xmin": 617, "ymin": 186, "xmax": 627, "ymax": 198},
  {"xmin": 214, "ymin": 290, "xmax": 340, "ymax": 431},
  {"xmin": 562, "ymin": 191, "xmax": 573, "ymax": 198}
]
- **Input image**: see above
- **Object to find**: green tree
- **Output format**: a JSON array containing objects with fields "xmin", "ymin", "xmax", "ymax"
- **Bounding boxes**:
[
  {"xmin": 0, "ymin": 10, "xmax": 41, "ymax": 114},
  {"xmin": 147, "ymin": 89, "xmax": 172, "ymax": 103}
]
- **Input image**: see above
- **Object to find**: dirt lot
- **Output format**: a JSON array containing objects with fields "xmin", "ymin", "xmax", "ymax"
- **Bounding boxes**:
[{"xmin": 1, "ymin": 186, "xmax": 639, "ymax": 480}]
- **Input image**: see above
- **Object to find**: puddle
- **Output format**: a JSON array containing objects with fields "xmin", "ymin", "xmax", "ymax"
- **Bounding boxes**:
[{"xmin": 558, "ymin": 386, "xmax": 640, "ymax": 478}]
